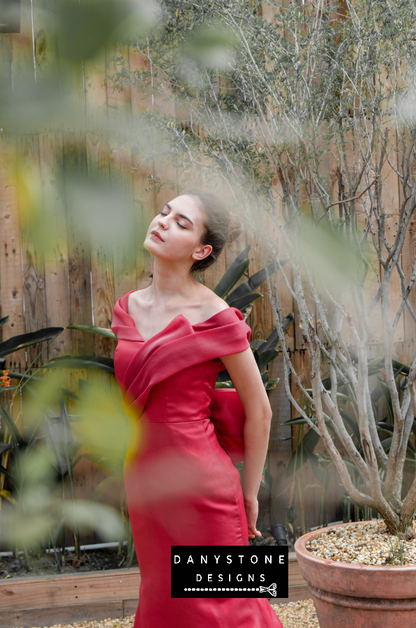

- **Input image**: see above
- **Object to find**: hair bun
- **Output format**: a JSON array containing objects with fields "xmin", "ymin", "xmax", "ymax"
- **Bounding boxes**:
[{"xmin": 227, "ymin": 213, "xmax": 243, "ymax": 244}]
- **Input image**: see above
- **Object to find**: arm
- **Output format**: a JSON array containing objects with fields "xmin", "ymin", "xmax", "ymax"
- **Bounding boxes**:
[{"xmin": 220, "ymin": 347, "xmax": 273, "ymax": 539}]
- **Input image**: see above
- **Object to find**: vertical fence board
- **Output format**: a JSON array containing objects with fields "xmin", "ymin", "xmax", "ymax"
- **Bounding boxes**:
[
  {"xmin": 39, "ymin": 132, "xmax": 71, "ymax": 358},
  {"xmin": 18, "ymin": 134, "xmax": 48, "ymax": 365},
  {"xmin": 63, "ymin": 131, "xmax": 94, "ymax": 355},
  {"xmin": 0, "ymin": 33, "xmax": 13, "ymax": 93},
  {"xmin": 0, "ymin": 136, "xmax": 25, "ymax": 368},
  {"xmin": 267, "ymin": 356, "xmax": 292, "ymax": 527},
  {"xmin": 11, "ymin": 0, "xmax": 36, "ymax": 97},
  {"xmin": 107, "ymin": 45, "xmax": 137, "ymax": 302},
  {"xmin": 129, "ymin": 47, "xmax": 155, "ymax": 290}
]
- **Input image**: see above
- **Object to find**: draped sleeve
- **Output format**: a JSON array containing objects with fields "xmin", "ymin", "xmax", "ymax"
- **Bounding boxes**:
[{"xmin": 111, "ymin": 294, "xmax": 251, "ymax": 408}]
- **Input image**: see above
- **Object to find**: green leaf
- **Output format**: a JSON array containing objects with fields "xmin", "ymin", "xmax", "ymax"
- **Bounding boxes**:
[
  {"xmin": 340, "ymin": 410, "xmax": 360, "ymax": 443},
  {"xmin": 45, "ymin": 397, "xmax": 73, "ymax": 478},
  {"xmin": 258, "ymin": 349, "xmax": 279, "ymax": 369},
  {"xmin": 0, "ymin": 464, "xmax": 13, "ymax": 480},
  {"xmin": 227, "ymin": 292, "xmax": 262, "ymax": 312},
  {"xmin": 392, "ymin": 360, "xmax": 410, "ymax": 376},
  {"xmin": 367, "ymin": 356, "xmax": 384, "ymax": 371},
  {"xmin": 377, "ymin": 379, "xmax": 394, "ymax": 423},
  {"xmin": 41, "ymin": 355, "xmax": 115, "ymax": 372},
  {"xmin": 281, "ymin": 416, "xmax": 310, "ymax": 426},
  {"xmin": 282, "ymin": 313, "xmax": 295, "ymax": 333},
  {"xmin": 67, "ymin": 324, "xmax": 117, "ymax": 340},
  {"xmin": 0, "ymin": 406, "xmax": 23, "ymax": 445},
  {"xmin": 305, "ymin": 449, "xmax": 325, "ymax": 484},
  {"xmin": 213, "ymin": 245, "xmax": 251, "ymax": 297},
  {"xmin": 215, "ymin": 259, "xmax": 250, "ymax": 299},
  {"xmin": 381, "ymin": 437, "xmax": 393, "ymax": 451},
  {"xmin": 261, "ymin": 467, "xmax": 273, "ymax": 493},
  {"xmin": 0, "ymin": 316, "xmax": 9, "ymax": 328},
  {"xmin": 258, "ymin": 329, "xmax": 279, "ymax": 354},
  {"xmin": 265, "ymin": 378, "xmax": 279, "ymax": 390},
  {"xmin": 51, "ymin": 519, "xmax": 65, "ymax": 547},
  {"xmin": 270, "ymin": 435, "xmax": 291, "ymax": 440},
  {"xmin": 0, "ymin": 327, "xmax": 64, "ymax": 358},
  {"xmin": 250, "ymin": 340, "xmax": 266, "ymax": 351},
  {"xmin": 248, "ymin": 262, "xmax": 278, "ymax": 291},
  {"xmin": 225, "ymin": 281, "xmax": 253, "ymax": 304},
  {"xmin": 285, "ymin": 428, "xmax": 320, "ymax": 478}
]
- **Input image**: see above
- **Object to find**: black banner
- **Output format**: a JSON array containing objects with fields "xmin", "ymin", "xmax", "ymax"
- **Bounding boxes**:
[
  {"xmin": 0, "ymin": 0, "xmax": 20, "ymax": 33},
  {"xmin": 171, "ymin": 546, "xmax": 288, "ymax": 598}
]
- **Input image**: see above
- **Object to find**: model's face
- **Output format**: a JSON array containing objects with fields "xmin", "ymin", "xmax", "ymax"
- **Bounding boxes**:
[{"xmin": 144, "ymin": 195, "xmax": 212, "ymax": 267}]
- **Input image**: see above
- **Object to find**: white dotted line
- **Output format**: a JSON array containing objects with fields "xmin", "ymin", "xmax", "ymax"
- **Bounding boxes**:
[{"xmin": 183, "ymin": 588, "xmax": 260, "ymax": 592}]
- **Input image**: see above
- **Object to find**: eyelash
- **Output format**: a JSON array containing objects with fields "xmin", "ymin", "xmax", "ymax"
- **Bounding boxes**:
[{"xmin": 159, "ymin": 211, "xmax": 186, "ymax": 229}]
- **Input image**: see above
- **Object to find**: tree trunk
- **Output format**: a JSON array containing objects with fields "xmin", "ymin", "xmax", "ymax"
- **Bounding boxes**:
[{"xmin": 382, "ymin": 512, "xmax": 414, "ymax": 537}]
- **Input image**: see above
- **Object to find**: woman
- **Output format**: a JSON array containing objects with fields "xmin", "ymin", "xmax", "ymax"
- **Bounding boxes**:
[{"xmin": 111, "ymin": 189, "xmax": 283, "ymax": 628}]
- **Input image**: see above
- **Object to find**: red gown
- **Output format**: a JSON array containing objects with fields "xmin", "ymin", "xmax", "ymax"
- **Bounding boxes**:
[{"xmin": 112, "ymin": 290, "xmax": 283, "ymax": 628}]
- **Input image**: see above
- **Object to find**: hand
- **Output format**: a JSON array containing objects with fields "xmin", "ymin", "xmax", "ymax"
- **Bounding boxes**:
[{"xmin": 244, "ymin": 496, "xmax": 262, "ymax": 540}]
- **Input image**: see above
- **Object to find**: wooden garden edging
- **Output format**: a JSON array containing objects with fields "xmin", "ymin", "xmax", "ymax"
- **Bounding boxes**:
[{"xmin": 0, "ymin": 554, "xmax": 309, "ymax": 627}]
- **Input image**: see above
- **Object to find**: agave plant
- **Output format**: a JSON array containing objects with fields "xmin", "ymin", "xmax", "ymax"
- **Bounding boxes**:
[{"xmin": 211, "ymin": 244, "xmax": 294, "ymax": 390}]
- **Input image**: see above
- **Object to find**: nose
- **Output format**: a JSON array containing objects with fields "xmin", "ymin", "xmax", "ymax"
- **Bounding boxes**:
[{"xmin": 157, "ymin": 214, "xmax": 169, "ymax": 229}]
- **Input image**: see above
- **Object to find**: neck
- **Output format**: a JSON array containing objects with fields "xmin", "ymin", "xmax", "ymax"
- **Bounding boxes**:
[{"xmin": 148, "ymin": 257, "xmax": 198, "ymax": 304}]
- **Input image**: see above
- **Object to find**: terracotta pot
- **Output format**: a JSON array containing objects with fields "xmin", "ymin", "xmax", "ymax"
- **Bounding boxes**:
[{"xmin": 294, "ymin": 521, "xmax": 416, "ymax": 628}]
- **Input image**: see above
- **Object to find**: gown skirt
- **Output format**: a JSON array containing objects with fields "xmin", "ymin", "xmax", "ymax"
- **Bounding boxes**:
[{"xmin": 112, "ymin": 291, "xmax": 284, "ymax": 628}]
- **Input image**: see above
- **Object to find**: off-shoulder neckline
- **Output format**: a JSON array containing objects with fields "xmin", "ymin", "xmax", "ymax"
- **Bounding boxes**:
[{"xmin": 119, "ymin": 290, "xmax": 242, "ymax": 343}]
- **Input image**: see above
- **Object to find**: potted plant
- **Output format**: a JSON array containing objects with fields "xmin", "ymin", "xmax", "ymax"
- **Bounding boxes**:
[{"xmin": 119, "ymin": 0, "xmax": 416, "ymax": 624}]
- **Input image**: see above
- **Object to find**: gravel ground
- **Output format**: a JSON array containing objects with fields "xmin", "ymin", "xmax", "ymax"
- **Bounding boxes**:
[
  {"xmin": 28, "ymin": 600, "xmax": 318, "ymax": 628},
  {"xmin": 306, "ymin": 519, "xmax": 416, "ymax": 565}
]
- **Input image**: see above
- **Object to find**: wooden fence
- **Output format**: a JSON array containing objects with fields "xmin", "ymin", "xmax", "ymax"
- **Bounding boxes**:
[{"xmin": 0, "ymin": 1, "xmax": 415, "ymax": 546}]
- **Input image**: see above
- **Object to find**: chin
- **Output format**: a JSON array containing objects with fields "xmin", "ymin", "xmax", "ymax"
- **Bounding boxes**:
[{"xmin": 143, "ymin": 236, "xmax": 157, "ymax": 253}]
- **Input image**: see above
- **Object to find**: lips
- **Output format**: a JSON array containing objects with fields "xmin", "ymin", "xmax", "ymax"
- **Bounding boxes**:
[{"xmin": 151, "ymin": 230, "xmax": 164, "ymax": 242}]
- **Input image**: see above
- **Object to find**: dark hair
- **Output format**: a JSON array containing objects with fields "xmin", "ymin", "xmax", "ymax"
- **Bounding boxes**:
[{"xmin": 182, "ymin": 188, "xmax": 242, "ymax": 273}]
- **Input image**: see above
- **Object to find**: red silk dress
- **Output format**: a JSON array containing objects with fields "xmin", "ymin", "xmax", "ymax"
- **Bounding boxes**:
[{"xmin": 112, "ymin": 290, "xmax": 283, "ymax": 628}]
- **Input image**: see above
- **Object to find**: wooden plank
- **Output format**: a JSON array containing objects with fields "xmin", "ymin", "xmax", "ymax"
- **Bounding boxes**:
[
  {"xmin": 399, "ymin": 133, "xmax": 416, "ymax": 347},
  {"xmin": 18, "ymin": 134, "xmax": 48, "ymax": 366},
  {"xmin": 111, "ymin": 139, "xmax": 138, "ymax": 301},
  {"xmin": 62, "ymin": 131, "xmax": 94, "ymax": 355},
  {"xmin": 83, "ymin": 48, "xmax": 116, "ymax": 357},
  {"xmin": 10, "ymin": 0, "xmax": 36, "ymax": 97},
  {"xmin": 247, "ymin": 231, "xmax": 275, "ymax": 342},
  {"xmin": 84, "ymin": 128, "xmax": 114, "ymax": 358},
  {"xmin": 84, "ymin": 49, "xmax": 108, "ymax": 124},
  {"xmin": 254, "ymin": 186, "xmax": 295, "ymax": 351},
  {"xmin": 0, "ymin": 602, "xmax": 125, "ymax": 628},
  {"xmin": 123, "ymin": 598, "xmax": 139, "ymax": 616},
  {"xmin": 267, "ymin": 356, "xmax": 293, "ymax": 527},
  {"xmin": 39, "ymin": 132, "xmax": 71, "ymax": 359},
  {"xmin": 128, "ymin": 46, "xmax": 155, "ymax": 291},
  {"xmin": 0, "ymin": 568, "xmax": 141, "ymax": 610},
  {"xmin": 0, "ymin": 33, "xmax": 13, "ymax": 93},
  {"xmin": 381, "ymin": 144, "xmax": 405, "ymax": 344},
  {"xmin": 0, "ymin": 135, "xmax": 25, "ymax": 369},
  {"xmin": 0, "ymin": 557, "xmax": 308, "ymax": 628},
  {"xmin": 107, "ymin": 45, "xmax": 137, "ymax": 301}
]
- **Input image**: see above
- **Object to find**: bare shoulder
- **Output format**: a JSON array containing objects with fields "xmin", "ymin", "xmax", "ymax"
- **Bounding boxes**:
[
  {"xmin": 197, "ymin": 284, "xmax": 230, "ymax": 319},
  {"xmin": 127, "ymin": 287, "xmax": 151, "ymax": 312}
]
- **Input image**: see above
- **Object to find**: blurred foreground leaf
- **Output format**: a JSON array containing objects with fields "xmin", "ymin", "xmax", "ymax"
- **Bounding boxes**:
[{"xmin": 72, "ymin": 376, "xmax": 140, "ymax": 475}]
